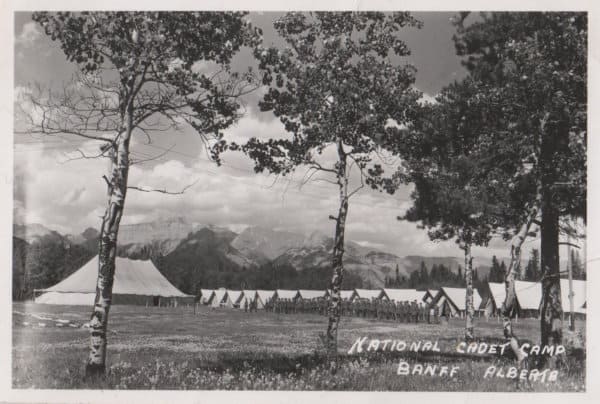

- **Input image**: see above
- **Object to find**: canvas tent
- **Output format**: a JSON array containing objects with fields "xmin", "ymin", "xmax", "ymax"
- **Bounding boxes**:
[
  {"xmin": 482, "ymin": 282, "xmax": 506, "ymax": 317},
  {"xmin": 225, "ymin": 290, "xmax": 243, "ymax": 308},
  {"xmin": 423, "ymin": 289, "xmax": 439, "ymax": 304},
  {"xmin": 485, "ymin": 279, "xmax": 585, "ymax": 319},
  {"xmin": 256, "ymin": 290, "xmax": 276, "ymax": 308},
  {"xmin": 487, "ymin": 281, "xmax": 541, "ymax": 318},
  {"xmin": 483, "ymin": 281, "xmax": 541, "ymax": 318},
  {"xmin": 431, "ymin": 287, "xmax": 482, "ymax": 317},
  {"xmin": 513, "ymin": 281, "xmax": 542, "ymax": 317},
  {"xmin": 560, "ymin": 279, "xmax": 586, "ymax": 318},
  {"xmin": 211, "ymin": 288, "xmax": 229, "ymax": 308},
  {"xmin": 35, "ymin": 292, "xmax": 98, "ymax": 306},
  {"xmin": 275, "ymin": 289, "xmax": 300, "ymax": 300},
  {"xmin": 199, "ymin": 289, "xmax": 215, "ymax": 305},
  {"xmin": 35, "ymin": 256, "xmax": 193, "ymax": 306},
  {"xmin": 298, "ymin": 290, "xmax": 327, "ymax": 300},
  {"xmin": 353, "ymin": 289, "xmax": 385, "ymax": 300},
  {"xmin": 325, "ymin": 290, "xmax": 356, "ymax": 301},
  {"xmin": 434, "ymin": 295, "xmax": 447, "ymax": 313},
  {"xmin": 382, "ymin": 289, "xmax": 427, "ymax": 303},
  {"xmin": 340, "ymin": 290, "xmax": 354, "ymax": 301},
  {"xmin": 439, "ymin": 297, "xmax": 454, "ymax": 317},
  {"xmin": 241, "ymin": 290, "xmax": 258, "ymax": 308}
]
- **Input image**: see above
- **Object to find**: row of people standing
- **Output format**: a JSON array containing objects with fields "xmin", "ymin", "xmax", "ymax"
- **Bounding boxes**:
[
  {"xmin": 264, "ymin": 297, "xmax": 442, "ymax": 323},
  {"xmin": 265, "ymin": 297, "xmax": 328, "ymax": 315},
  {"xmin": 344, "ymin": 298, "xmax": 438, "ymax": 323},
  {"xmin": 243, "ymin": 298, "xmax": 259, "ymax": 312}
]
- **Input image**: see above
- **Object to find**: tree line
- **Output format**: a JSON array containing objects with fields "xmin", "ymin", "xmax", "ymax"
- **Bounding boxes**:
[
  {"xmin": 384, "ymin": 262, "xmax": 481, "ymax": 290},
  {"xmin": 488, "ymin": 249, "xmax": 586, "ymax": 283}
]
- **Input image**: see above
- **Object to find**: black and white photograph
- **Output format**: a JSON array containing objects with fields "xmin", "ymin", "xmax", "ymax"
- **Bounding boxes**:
[{"xmin": 2, "ymin": 0, "xmax": 597, "ymax": 400}]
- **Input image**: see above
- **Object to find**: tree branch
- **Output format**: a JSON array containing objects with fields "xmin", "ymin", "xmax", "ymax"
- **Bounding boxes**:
[
  {"xmin": 129, "ymin": 144, "xmax": 175, "ymax": 165},
  {"xmin": 59, "ymin": 147, "xmax": 111, "ymax": 164},
  {"xmin": 127, "ymin": 179, "xmax": 199, "ymax": 195}
]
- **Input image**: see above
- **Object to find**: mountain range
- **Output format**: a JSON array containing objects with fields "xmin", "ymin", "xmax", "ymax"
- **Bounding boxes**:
[
  {"xmin": 116, "ymin": 218, "xmax": 472, "ymax": 287},
  {"xmin": 12, "ymin": 217, "xmax": 497, "ymax": 295}
]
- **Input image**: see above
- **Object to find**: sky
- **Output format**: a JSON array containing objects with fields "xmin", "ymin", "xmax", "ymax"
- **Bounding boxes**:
[{"xmin": 12, "ymin": 11, "xmax": 583, "ymax": 261}]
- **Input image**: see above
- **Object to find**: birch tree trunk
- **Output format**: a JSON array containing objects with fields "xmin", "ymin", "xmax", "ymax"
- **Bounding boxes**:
[
  {"xmin": 464, "ymin": 242, "xmax": 475, "ymax": 341},
  {"xmin": 501, "ymin": 205, "xmax": 539, "ymax": 368},
  {"xmin": 326, "ymin": 140, "xmax": 349, "ymax": 359},
  {"xmin": 85, "ymin": 118, "xmax": 132, "ymax": 377}
]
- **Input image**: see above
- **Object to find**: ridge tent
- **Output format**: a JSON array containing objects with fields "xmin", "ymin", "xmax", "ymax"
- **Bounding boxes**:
[
  {"xmin": 199, "ymin": 289, "xmax": 215, "ymax": 305},
  {"xmin": 483, "ymin": 282, "xmax": 506, "ymax": 318},
  {"xmin": 298, "ymin": 290, "xmax": 327, "ymax": 300},
  {"xmin": 340, "ymin": 290, "xmax": 354, "ymax": 301},
  {"xmin": 353, "ymin": 289, "xmax": 385, "ymax": 301},
  {"xmin": 226, "ymin": 290, "xmax": 243, "ymax": 308},
  {"xmin": 241, "ymin": 290, "xmax": 259, "ymax": 308},
  {"xmin": 485, "ymin": 279, "xmax": 586, "ymax": 319},
  {"xmin": 423, "ymin": 289, "xmax": 439, "ymax": 304},
  {"xmin": 211, "ymin": 288, "xmax": 229, "ymax": 308},
  {"xmin": 325, "ymin": 290, "xmax": 355, "ymax": 301},
  {"xmin": 275, "ymin": 289, "xmax": 300, "ymax": 300},
  {"xmin": 514, "ymin": 281, "xmax": 542, "ymax": 317},
  {"xmin": 435, "ymin": 295, "xmax": 447, "ymax": 312},
  {"xmin": 34, "ymin": 256, "xmax": 193, "ymax": 306},
  {"xmin": 256, "ymin": 290, "xmax": 276, "ymax": 308},
  {"xmin": 382, "ymin": 289, "xmax": 427, "ymax": 303},
  {"xmin": 430, "ymin": 287, "xmax": 482, "ymax": 317},
  {"xmin": 484, "ymin": 281, "xmax": 540, "ymax": 319}
]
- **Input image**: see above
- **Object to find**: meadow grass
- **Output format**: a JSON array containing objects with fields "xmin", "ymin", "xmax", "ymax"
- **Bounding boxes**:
[{"xmin": 12, "ymin": 302, "xmax": 586, "ymax": 391}]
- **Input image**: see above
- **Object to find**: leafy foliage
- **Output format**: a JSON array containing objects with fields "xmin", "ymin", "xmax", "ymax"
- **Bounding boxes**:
[
  {"xmin": 419, "ymin": 12, "xmax": 588, "ymax": 346},
  {"xmin": 401, "ymin": 12, "xmax": 586, "ymax": 250},
  {"xmin": 400, "ymin": 79, "xmax": 500, "ymax": 249},
  {"xmin": 26, "ymin": 12, "xmax": 262, "ymax": 161},
  {"xmin": 237, "ymin": 12, "xmax": 422, "ymax": 189},
  {"xmin": 451, "ymin": 12, "xmax": 587, "ymax": 222}
]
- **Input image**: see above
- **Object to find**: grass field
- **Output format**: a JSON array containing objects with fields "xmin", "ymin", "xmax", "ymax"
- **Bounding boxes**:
[{"xmin": 12, "ymin": 302, "xmax": 586, "ymax": 391}]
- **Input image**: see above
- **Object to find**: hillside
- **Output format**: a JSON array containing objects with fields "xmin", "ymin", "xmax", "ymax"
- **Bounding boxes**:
[
  {"xmin": 155, "ymin": 227, "xmax": 253, "ymax": 293},
  {"xmin": 13, "ymin": 220, "xmax": 510, "ymax": 296}
]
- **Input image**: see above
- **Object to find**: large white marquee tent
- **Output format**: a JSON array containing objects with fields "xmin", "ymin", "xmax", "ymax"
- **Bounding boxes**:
[{"xmin": 35, "ymin": 256, "xmax": 193, "ymax": 306}]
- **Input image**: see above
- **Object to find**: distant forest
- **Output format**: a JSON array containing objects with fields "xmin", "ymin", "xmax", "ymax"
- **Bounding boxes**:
[{"xmin": 384, "ymin": 248, "xmax": 586, "ymax": 292}]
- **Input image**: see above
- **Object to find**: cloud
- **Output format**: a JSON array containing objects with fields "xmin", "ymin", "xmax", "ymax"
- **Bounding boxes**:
[
  {"xmin": 60, "ymin": 187, "xmax": 86, "ymax": 204},
  {"xmin": 418, "ymin": 92, "xmax": 438, "ymax": 105},
  {"xmin": 15, "ymin": 135, "xmax": 531, "ymax": 261},
  {"xmin": 15, "ymin": 22, "xmax": 42, "ymax": 48}
]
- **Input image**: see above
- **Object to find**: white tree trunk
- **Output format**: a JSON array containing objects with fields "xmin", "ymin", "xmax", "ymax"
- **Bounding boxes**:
[
  {"xmin": 326, "ymin": 139, "xmax": 349, "ymax": 361},
  {"xmin": 501, "ymin": 204, "xmax": 539, "ymax": 368},
  {"xmin": 86, "ymin": 120, "xmax": 132, "ymax": 377},
  {"xmin": 464, "ymin": 242, "xmax": 475, "ymax": 341}
]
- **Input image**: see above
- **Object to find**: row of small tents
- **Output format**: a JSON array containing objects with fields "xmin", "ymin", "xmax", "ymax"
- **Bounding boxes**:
[
  {"xmin": 200, "ymin": 287, "xmax": 487, "ymax": 316},
  {"xmin": 203, "ymin": 280, "xmax": 586, "ymax": 319},
  {"xmin": 483, "ymin": 279, "xmax": 587, "ymax": 318},
  {"xmin": 33, "ymin": 256, "xmax": 586, "ymax": 318}
]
